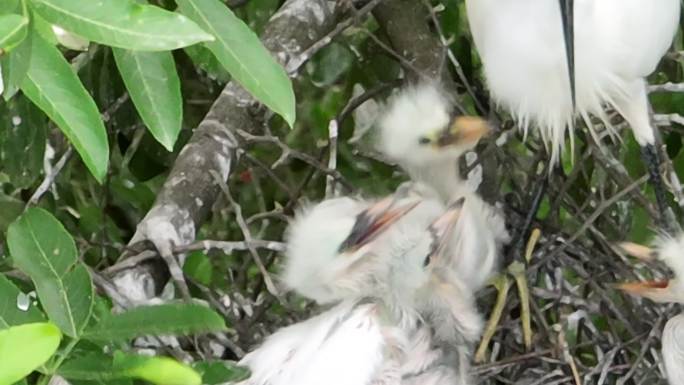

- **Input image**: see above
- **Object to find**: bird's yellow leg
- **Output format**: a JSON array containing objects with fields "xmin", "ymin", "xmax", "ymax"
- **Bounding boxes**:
[
  {"xmin": 509, "ymin": 228, "xmax": 541, "ymax": 351},
  {"xmin": 475, "ymin": 229, "xmax": 541, "ymax": 362},
  {"xmin": 508, "ymin": 261, "xmax": 532, "ymax": 350},
  {"xmin": 475, "ymin": 273, "xmax": 512, "ymax": 363}
]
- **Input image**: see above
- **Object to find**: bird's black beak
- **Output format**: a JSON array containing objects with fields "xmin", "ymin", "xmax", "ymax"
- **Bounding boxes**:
[
  {"xmin": 425, "ymin": 197, "xmax": 465, "ymax": 265},
  {"xmin": 558, "ymin": 0, "xmax": 575, "ymax": 110},
  {"xmin": 435, "ymin": 116, "xmax": 490, "ymax": 148},
  {"xmin": 338, "ymin": 197, "xmax": 419, "ymax": 253}
]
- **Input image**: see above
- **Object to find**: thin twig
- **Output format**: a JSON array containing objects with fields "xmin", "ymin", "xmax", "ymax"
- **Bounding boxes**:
[
  {"xmin": 286, "ymin": 0, "xmax": 385, "ymax": 75},
  {"xmin": 26, "ymin": 146, "xmax": 73, "ymax": 208},
  {"xmin": 210, "ymin": 170, "xmax": 279, "ymax": 296}
]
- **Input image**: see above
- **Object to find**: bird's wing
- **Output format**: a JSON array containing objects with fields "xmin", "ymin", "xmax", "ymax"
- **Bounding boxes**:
[
  {"xmin": 448, "ymin": 195, "xmax": 507, "ymax": 290},
  {"xmin": 592, "ymin": 0, "xmax": 680, "ymax": 77},
  {"xmin": 237, "ymin": 300, "xmax": 400, "ymax": 385},
  {"xmin": 662, "ymin": 314, "xmax": 684, "ymax": 384},
  {"xmin": 464, "ymin": 0, "xmax": 499, "ymax": 58}
]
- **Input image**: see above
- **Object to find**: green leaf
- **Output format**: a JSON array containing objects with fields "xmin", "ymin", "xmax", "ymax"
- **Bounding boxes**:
[
  {"xmin": 0, "ymin": 95, "xmax": 47, "ymax": 189},
  {"xmin": 1, "ymin": 25, "xmax": 32, "ymax": 100},
  {"xmin": 83, "ymin": 303, "xmax": 225, "ymax": 341},
  {"xmin": 31, "ymin": 12, "xmax": 58, "ymax": 45},
  {"xmin": 184, "ymin": 44, "xmax": 230, "ymax": 83},
  {"xmin": 183, "ymin": 252, "xmax": 213, "ymax": 286},
  {"xmin": 0, "ymin": 322, "xmax": 62, "ymax": 385},
  {"xmin": 58, "ymin": 353, "xmax": 122, "ymax": 381},
  {"xmin": 0, "ymin": 194, "xmax": 24, "ymax": 233},
  {"xmin": 20, "ymin": 35, "xmax": 108, "ymax": 182},
  {"xmin": 0, "ymin": 0, "xmax": 20, "ymax": 14},
  {"xmin": 0, "ymin": 275, "xmax": 44, "ymax": 329},
  {"xmin": 0, "ymin": 33, "xmax": 33, "ymax": 101},
  {"xmin": 176, "ymin": 0, "xmax": 295, "ymax": 127},
  {"xmin": 113, "ymin": 48, "xmax": 181, "ymax": 151},
  {"xmin": 7, "ymin": 208, "xmax": 94, "ymax": 338},
  {"xmin": 59, "ymin": 352, "xmax": 201, "ymax": 385},
  {"xmin": 30, "ymin": 0, "xmax": 213, "ymax": 51},
  {"xmin": 0, "ymin": 14, "xmax": 28, "ymax": 53},
  {"xmin": 114, "ymin": 352, "xmax": 202, "ymax": 385},
  {"xmin": 194, "ymin": 361, "xmax": 250, "ymax": 384},
  {"xmin": 109, "ymin": 176, "xmax": 155, "ymax": 212}
]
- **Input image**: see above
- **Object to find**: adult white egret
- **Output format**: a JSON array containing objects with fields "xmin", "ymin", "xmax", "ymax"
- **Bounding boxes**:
[
  {"xmin": 376, "ymin": 83, "xmax": 508, "ymax": 291},
  {"xmin": 236, "ymin": 197, "xmax": 483, "ymax": 385},
  {"xmin": 617, "ymin": 235, "xmax": 684, "ymax": 384},
  {"xmin": 465, "ymin": 0, "xmax": 681, "ymax": 226}
]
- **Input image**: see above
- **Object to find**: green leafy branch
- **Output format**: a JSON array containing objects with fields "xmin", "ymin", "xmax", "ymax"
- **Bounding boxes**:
[{"xmin": 0, "ymin": 0, "xmax": 295, "ymax": 182}]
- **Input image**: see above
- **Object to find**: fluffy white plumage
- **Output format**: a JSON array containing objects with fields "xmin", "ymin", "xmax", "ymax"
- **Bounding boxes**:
[
  {"xmin": 377, "ymin": 84, "xmax": 457, "ymax": 168},
  {"xmin": 236, "ymin": 197, "xmax": 483, "ymax": 385},
  {"xmin": 376, "ymin": 83, "xmax": 509, "ymax": 291},
  {"xmin": 281, "ymin": 196, "xmax": 441, "ymax": 304},
  {"xmin": 619, "ymin": 234, "xmax": 684, "ymax": 384},
  {"xmin": 237, "ymin": 299, "xmax": 473, "ymax": 385},
  {"xmin": 281, "ymin": 197, "xmax": 369, "ymax": 304},
  {"xmin": 656, "ymin": 235, "xmax": 684, "ymax": 292},
  {"xmin": 466, "ymin": 0, "xmax": 680, "ymax": 162},
  {"xmin": 620, "ymin": 234, "xmax": 684, "ymax": 304},
  {"xmin": 662, "ymin": 314, "xmax": 684, "ymax": 385}
]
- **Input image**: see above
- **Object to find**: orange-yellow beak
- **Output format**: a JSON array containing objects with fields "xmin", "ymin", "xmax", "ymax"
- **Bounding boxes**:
[
  {"xmin": 435, "ymin": 116, "xmax": 491, "ymax": 148},
  {"xmin": 616, "ymin": 280, "xmax": 680, "ymax": 303},
  {"xmin": 615, "ymin": 241, "xmax": 677, "ymax": 303},
  {"xmin": 617, "ymin": 242, "xmax": 657, "ymax": 262}
]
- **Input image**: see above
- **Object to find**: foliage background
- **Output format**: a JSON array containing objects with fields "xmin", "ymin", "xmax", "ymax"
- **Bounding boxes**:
[{"xmin": 1, "ymin": 0, "xmax": 684, "ymax": 384}]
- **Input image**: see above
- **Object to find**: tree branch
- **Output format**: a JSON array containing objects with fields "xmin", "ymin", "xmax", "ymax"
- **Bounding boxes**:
[{"xmin": 111, "ymin": 0, "xmax": 338, "ymax": 302}]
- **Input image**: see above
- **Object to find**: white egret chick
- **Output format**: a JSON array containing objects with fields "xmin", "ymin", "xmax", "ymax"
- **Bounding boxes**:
[
  {"xmin": 465, "ymin": 0, "xmax": 680, "ymax": 223},
  {"xmin": 236, "ymin": 199, "xmax": 483, "ymax": 385},
  {"xmin": 617, "ymin": 235, "xmax": 684, "ymax": 384},
  {"xmin": 376, "ymin": 83, "xmax": 508, "ymax": 291},
  {"xmin": 281, "ymin": 195, "xmax": 421, "ymax": 304}
]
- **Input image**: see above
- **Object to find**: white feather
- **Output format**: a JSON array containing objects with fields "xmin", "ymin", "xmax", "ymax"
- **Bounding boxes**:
[
  {"xmin": 281, "ymin": 197, "xmax": 368, "ymax": 303},
  {"xmin": 377, "ymin": 83, "xmax": 455, "ymax": 167},
  {"xmin": 635, "ymin": 234, "xmax": 684, "ymax": 384},
  {"xmin": 662, "ymin": 314, "xmax": 684, "ymax": 385},
  {"xmin": 236, "ymin": 300, "xmax": 391, "ymax": 385},
  {"xmin": 236, "ymin": 299, "xmax": 474, "ymax": 385},
  {"xmin": 239, "ymin": 196, "xmax": 484, "ymax": 385},
  {"xmin": 241, "ymin": 190, "xmax": 482, "ymax": 385},
  {"xmin": 466, "ymin": 0, "xmax": 680, "ymax": 162},
  {"xmin": 376, "ymin": 84, "xmax": 509, "ymax": 290},
  {"xmin": 655, "ymin": 234, "xmax": 684, "ymax": 284},
  {"xmin": 282, "ymin": 196, "xmax": 445, "ymax": 304}
]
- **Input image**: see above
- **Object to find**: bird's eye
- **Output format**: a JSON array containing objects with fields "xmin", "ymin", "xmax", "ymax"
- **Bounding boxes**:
[{"xmin": 418, "ymin": 137, "xmax": 431, "ymax": 145}]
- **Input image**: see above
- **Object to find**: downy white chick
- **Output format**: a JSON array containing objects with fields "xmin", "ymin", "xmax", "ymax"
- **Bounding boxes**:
[
  {"xmin": 376, "ymin": 83, "xmax": 509, "ymax": 291},
  {"xmin": 236, "ymin": 198, "xmax": 483, "ymax": 385},
  {"xmin": 617, "ymin": 235, "xmax": 684, "ymax": 384},
  {"xmin": 281, "ymin": 196, "xmax": 423, "ymax": 304}
]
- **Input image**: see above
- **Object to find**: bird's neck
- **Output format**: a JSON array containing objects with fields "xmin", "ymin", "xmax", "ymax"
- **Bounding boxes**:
[{"xmin": 406, "ymin": 159, "xmax": 466, "ymax": 201}]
